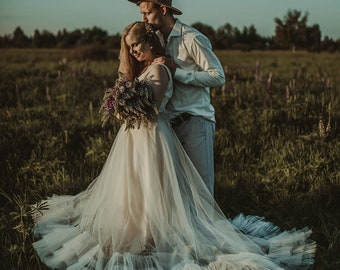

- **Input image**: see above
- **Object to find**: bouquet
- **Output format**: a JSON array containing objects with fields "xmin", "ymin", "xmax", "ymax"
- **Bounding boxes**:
[{"xmin": 100, "ymin": 76, "xmax": 158, "ymax": 130}]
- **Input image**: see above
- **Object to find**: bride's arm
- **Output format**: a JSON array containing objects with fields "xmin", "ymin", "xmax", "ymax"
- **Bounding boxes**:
[{"xmin": 146, "ymin": 64, "xmax": 170, "ymax": 107}]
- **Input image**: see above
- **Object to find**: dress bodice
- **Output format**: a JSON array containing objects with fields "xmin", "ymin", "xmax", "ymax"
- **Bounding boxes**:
[{"xmin": 138, "ymin": 64, "xmax": 173, "ymax": 113}]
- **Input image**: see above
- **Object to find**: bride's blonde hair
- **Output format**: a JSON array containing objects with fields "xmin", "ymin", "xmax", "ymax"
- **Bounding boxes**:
[{"xmin": 118, "ymin": 22, "xmax": 164, "ymax": 80}]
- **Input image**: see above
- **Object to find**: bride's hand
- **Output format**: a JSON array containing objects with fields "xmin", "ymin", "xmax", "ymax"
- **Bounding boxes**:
[
  {"xmin": 152, "ymin": 56, "xmax": 166, "ymax": 64},
  {"xmin": 153, "ymin": 56, "xmax": 176, "ymax": 75}
]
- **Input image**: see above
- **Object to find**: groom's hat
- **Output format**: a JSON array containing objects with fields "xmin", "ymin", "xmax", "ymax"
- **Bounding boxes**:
[{"xmin": 128, "ymin": 0, "xmax": 182, "ymax": 15}]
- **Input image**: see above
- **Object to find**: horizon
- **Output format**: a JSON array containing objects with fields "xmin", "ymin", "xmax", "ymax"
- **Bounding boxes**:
[{"xmin": 0, "ymin": 0, "xmax": 339, "ymax": 39}]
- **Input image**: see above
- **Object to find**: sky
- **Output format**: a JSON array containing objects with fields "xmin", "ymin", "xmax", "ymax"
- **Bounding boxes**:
[{"xmin": 0, "ymin": 0, "xmax": 339, "ymax": 39}]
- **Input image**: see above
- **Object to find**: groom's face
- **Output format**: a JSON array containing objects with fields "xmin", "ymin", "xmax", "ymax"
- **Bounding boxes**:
[{"xmin": 139, "ymin": 2, "xmax": 163, "ymax": 27}]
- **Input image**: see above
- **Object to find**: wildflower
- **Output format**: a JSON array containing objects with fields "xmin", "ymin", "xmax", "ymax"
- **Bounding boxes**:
[
  {"xmin": 100, "ymin": 76, "xmax": 158, "ymax": 130},
  {"xmin": 319, "ymin": 119, "xmax": 325, "ymax": 138}
]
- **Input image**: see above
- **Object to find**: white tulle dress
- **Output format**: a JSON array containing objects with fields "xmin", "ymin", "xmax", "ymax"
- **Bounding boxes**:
[{"xmin": 33, "ymin": 64, "xmax": 316, "ymax": 270}]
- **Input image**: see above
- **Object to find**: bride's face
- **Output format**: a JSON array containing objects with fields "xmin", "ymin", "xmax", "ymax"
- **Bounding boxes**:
[{"xmin": 125, "ymin": 33, "xmax": 153, "ymax": 63}]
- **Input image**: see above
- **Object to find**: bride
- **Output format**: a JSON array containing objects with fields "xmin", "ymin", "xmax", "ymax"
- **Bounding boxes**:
[{"xmin": 33, "ymin": 22, "xmax": 316, "ymax": 269}]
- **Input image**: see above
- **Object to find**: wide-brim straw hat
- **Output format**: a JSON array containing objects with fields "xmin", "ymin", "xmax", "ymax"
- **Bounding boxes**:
[{"xmin": 128, "ymin": 0, "xmax": 182, "ymax": 15}]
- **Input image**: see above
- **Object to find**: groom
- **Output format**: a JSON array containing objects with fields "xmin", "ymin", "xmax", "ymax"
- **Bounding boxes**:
[{"xmin": 127, "ymin": 0, "xmax": 225, "ymax": 195}]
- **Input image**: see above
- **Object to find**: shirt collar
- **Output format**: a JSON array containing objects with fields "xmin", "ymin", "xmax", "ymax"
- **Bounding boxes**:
[{"xmin": 168, "ymin": 19, "xmax": 182, "ymax": 39}]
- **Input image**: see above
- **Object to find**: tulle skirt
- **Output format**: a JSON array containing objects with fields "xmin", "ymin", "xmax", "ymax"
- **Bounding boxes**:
[{"xmin": 32, "ymin": 114, "xmax": 316, "ymax": 269}]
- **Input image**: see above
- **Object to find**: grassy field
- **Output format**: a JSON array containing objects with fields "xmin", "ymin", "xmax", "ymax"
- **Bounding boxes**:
[{"xmin": 0, "ymin": 49, "xmax": 339, "ymax": 269}]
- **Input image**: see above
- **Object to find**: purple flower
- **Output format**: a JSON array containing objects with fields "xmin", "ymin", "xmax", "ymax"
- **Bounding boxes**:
[{"xmin": 99, "ymin": 76, "xmax": 158, "ymax": 130}]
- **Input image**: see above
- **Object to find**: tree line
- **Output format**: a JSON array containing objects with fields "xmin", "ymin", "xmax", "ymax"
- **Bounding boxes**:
[{"xmin": 1, "ymin": 10, "xmax": 339, "ymax": 52}]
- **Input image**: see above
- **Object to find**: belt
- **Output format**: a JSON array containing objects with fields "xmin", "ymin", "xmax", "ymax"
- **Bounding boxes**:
[{"xmin": 171, "ymin": 113, "xmax": 192, "ymax": 127}]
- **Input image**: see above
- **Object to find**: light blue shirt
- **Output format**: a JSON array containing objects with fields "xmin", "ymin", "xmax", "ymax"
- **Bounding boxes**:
[{"xmin": 165, "ymin": 19, "xmax": 225, "ymax": 122}]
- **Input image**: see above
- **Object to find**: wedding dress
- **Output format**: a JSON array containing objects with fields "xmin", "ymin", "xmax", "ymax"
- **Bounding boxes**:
[{"xmin": 33, "ymin": 64, "xmax": 315, "ymax": 270}]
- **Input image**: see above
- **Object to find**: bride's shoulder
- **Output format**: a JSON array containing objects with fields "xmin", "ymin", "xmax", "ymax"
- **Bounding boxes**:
[
  {"xmin": 149, "ymin": 64, "xmax": 171, "ymax": 79},
  {"xmin": 150, "ymin": 63, "xmax": 168, "ymax": 72}
]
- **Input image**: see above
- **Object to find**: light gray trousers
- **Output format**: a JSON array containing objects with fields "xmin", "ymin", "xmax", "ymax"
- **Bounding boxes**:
[{"xmin": 172, "ymin": 116, "xmax": 215, "ymax": 195}]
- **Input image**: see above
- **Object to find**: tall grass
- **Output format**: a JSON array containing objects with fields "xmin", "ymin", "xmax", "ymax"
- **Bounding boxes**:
[{"xmin": 0, "ymin": 49, "xmax": 339, "ymax": 269}]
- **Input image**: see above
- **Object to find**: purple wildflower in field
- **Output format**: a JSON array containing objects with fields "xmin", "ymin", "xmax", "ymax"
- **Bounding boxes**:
[{"xmin": 100, "ymin": 76, "xmax": 158, "ymax": 130}]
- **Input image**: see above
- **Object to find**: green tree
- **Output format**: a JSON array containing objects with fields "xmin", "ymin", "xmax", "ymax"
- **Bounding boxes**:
[
  {"xmin": 239, "ymin": 25, "xmax": 266, "ymax": 50},
  {"xmin": 215, "ymin": 23, "xmax": 240, "ymax": 49},
  {"xmin": 106, "ymin": 33, "xmax": 121, "ymax": 49},
  {"xmin": 56, "ymin": 29, "xmax": 82, "ymax": 48},
  {"xmin": 321, "ymin": 36, "xmax": 340, "ymax": 52},
  {"xmin": 12, "ymin": 26, "xmax": 31, "ymax": 48},
  {"xmin": 33, "ymin": 30, "xmax": 57, "ymax": 48},
  {"xmin": 32, "ymin": 30, "xmax": 41, "ymax": 48},
  {"xmin": 77, "ymin": 26, "xmax": 108, "ymax": 46},
  {"xmin": 0, "ymin": 34, "xmax": 12, "ymax": 47},
  {"xmin": 274, "ymin": 9, "xmax": 321, "ymax": 50},
  {"xmin": 306, "ymin": 24, "xmax": 321, "ymax": 52}
]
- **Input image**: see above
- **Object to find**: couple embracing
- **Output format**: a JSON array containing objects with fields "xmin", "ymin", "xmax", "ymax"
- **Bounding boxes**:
[{"xmin": 32, "ymin": 1, "xmax": 316, "ymax": 269}]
